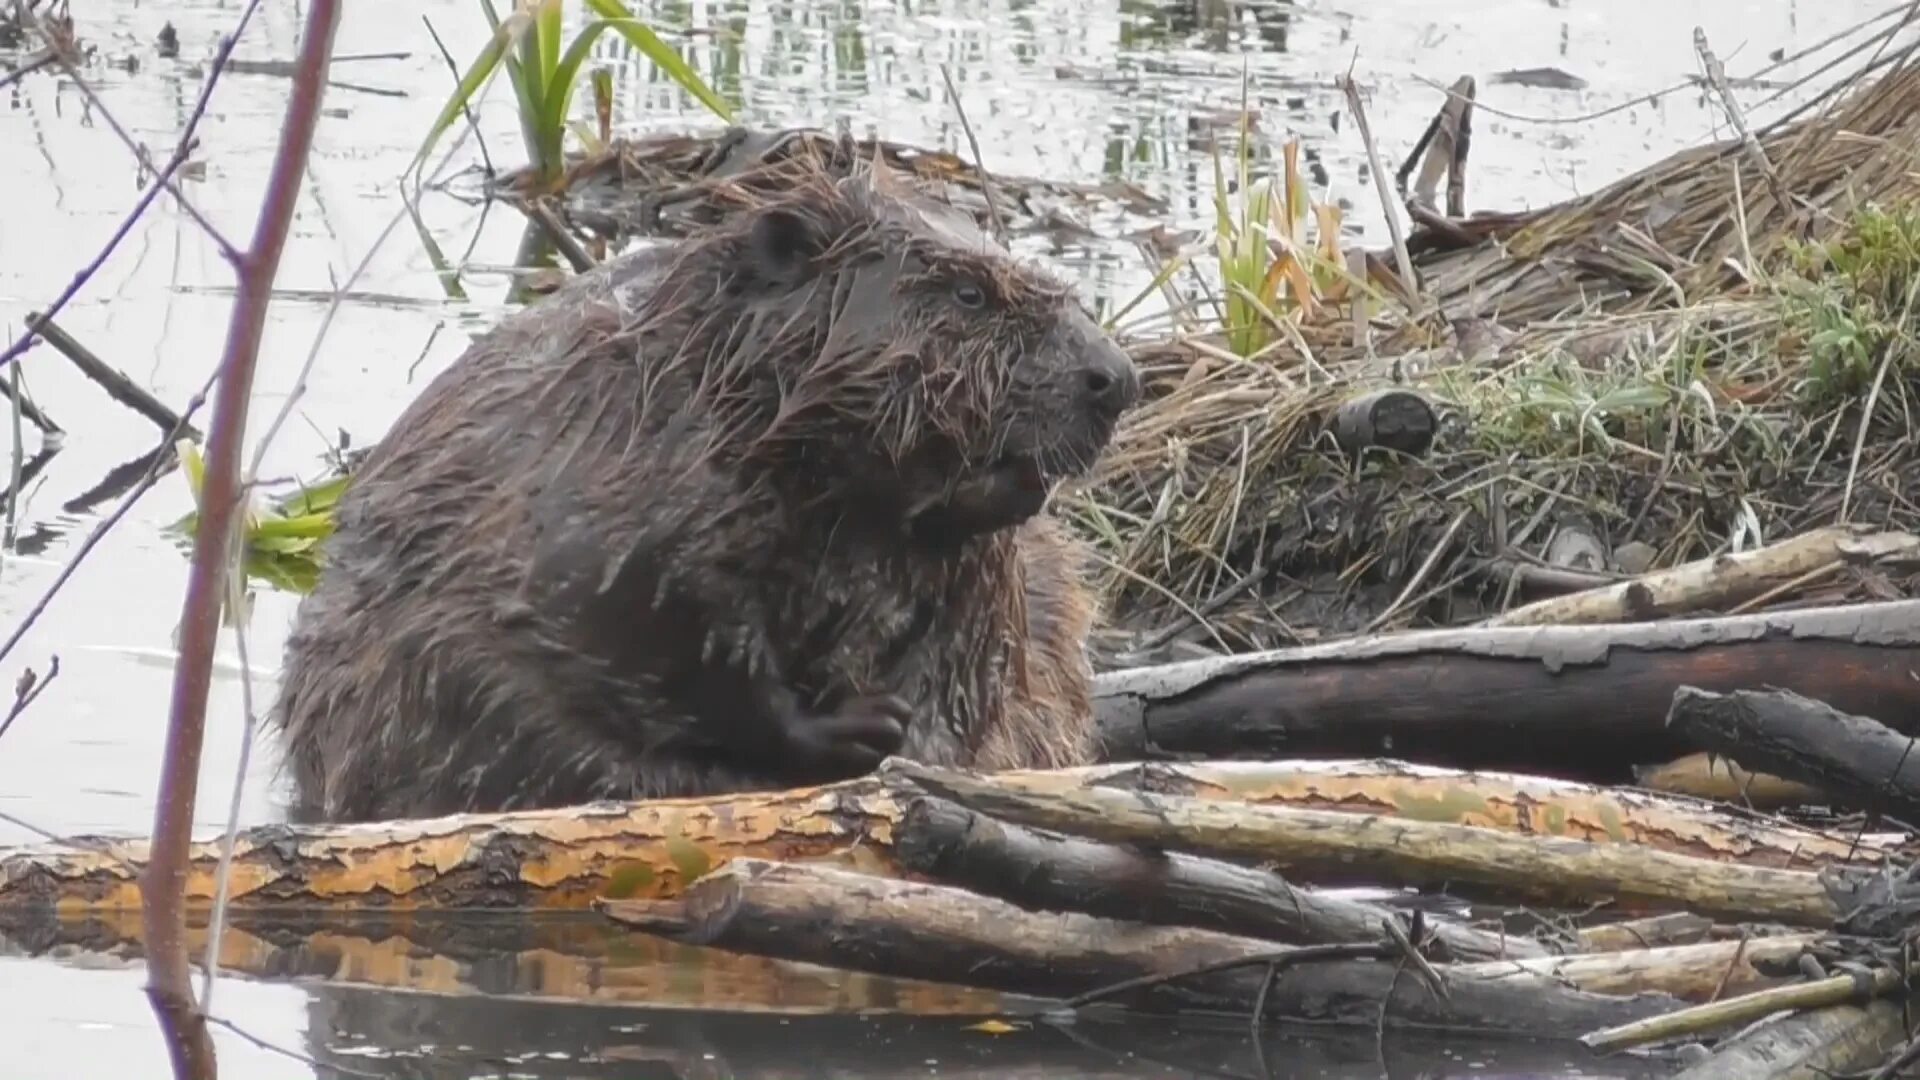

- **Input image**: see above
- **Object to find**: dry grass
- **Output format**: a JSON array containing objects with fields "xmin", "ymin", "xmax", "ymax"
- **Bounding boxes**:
[{"xmin": 1067, "ymin": 33, "xmax": 1920, "ymax": 664}]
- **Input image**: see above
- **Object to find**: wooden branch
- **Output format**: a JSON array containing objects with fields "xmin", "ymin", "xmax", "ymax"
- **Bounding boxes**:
[
  {"xmin": 1584, "ymin": 965, "xmax": 1909, "ymax": 1053},
  {"xmin": 1480, "ymin": 526, "xmax": 1920, "ymax": 628},
  {"xmin": 1093, "ymin": 598, "xmax": 1920, "ymax": 780},
  {"xmin": 1451, "ymin": 932, "xmax": 1820, "ymax": 1002},
  {"xmin": 893, "ymin": 794, "xmax": 1545, "ymax": 962},
  {"xmin": 23, "ymin": 312, "xmax": 200, "ymax": 440},
  {"xmin": 601, "ymin": 858, "xmax": 1683, "ymax": 1036},
  {"xmin": 4, "ymin": 758, "xmax": 1886, "ymax": 916},
  {"xmin": 143, "ymin": 5, "xmax": 339, "ymax": 1078},
  {"xmin": 1668, "ymin": 687, "xmax": 1920, "ymax": 826},
  {"xmin": 1666, "ymin": 999, "xmax": 1911, "ymax": 1080},
  {"xmin": 887, "ymin": 762, "xmax": 1860, "ymax": 926},
  {"xmin": 1574, "ymin": 913, "xmax": 1718, "ymax": 953},
  {"xmin": 1327, "ymin": 387, "xmax": 1436, "ymax": 458}
]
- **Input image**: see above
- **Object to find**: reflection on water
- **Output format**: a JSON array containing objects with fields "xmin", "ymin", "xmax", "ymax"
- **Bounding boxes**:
[{"xmin": 0, "ymin": 0, "xmax": 1908, "ymax": 1075}]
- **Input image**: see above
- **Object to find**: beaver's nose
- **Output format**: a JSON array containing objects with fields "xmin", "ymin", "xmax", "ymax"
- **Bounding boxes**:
[{"xmin": 1079, "ymin": 336, "xmax": 1142, "ymax": 418}]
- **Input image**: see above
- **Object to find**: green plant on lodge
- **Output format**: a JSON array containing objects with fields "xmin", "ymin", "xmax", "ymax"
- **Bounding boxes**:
[
  {"xmin": 413, "ymin": 0, "xmax": 736, "ymax": 193},
  {"xmin": 169, "ymin": 440, "xmax": 352, "ymax": 602},
  {"xmin": 1205, "ymin": 97, "xmax": 1352, "ymax": 361}
]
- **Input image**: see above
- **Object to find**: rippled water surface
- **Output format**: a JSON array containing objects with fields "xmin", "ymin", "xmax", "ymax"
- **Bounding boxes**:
[{"xmin": 0, "ymin": 0, "xmax": 1901, "ymax": 1075}]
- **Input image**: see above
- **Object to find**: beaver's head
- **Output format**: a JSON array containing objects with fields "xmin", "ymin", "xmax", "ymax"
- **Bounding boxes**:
[{"xmin": 673, "ymin": 159, "xmax": 1141, "ymax": 534}]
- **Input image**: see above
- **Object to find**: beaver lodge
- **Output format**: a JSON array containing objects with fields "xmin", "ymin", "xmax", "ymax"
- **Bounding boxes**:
[{"xmin": 9, "ymin": 8, "xmax": 1920, "ymax": 1079}]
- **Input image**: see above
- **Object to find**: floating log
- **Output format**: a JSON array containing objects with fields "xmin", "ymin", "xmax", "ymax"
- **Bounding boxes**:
[
  {"xmin": 8, "ymin": 758, "xmax": 1880, "ymax": 915},
  {"xmin": 1584, "ymin": 966, "xmax": 1910, "ymax": 1054},
  {"xmin": 1481, "ymin": 527, "xmax": 1920, "ymax": 628},
  {"xmin": 892, "ymin": 795, "xmax": 1543, "ymax": 962},
  {"xmin": 890, "ymin": 762, "xmax": 1863, "ymax": 926},
  {"xmin": 601, "ymin": 858, "xmax": 1683, "ymax": 1037},
  {"xmin": 1450, "ymin": 933, "xmax": 1819, "ymax": 1002},
  {"xmin": 1093, "ymin": 599, "xmax": 1920, "ymax": 780},
  {"xmin": 1668, "ymin": 686, "xmax": 1920, "ymax": 826}
]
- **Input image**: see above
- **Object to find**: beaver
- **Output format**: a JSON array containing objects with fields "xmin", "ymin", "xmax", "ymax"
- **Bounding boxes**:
[{"xmin": 268, "ymin": 158, "xmax": 1142, "ymax": 824}]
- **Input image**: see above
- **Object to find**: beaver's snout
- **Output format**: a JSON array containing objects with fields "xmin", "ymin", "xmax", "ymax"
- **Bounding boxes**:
[{"xmin": 1058, "ymin": 318, "xmax": 1141, "ymax": 422}]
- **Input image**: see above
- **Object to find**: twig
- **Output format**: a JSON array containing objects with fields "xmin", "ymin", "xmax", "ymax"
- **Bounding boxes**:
[
  {"xmin": 24, "ymin": 313, "xmax": 201, "ymax": 439},
  {"xmin": 0, "ymin": 352, "xmax": 60, "ymax": 435},
  {"xmin": 526, "ymin": 198, "xmax": 596, "ymax": 273},
  {"xmin": 1337, "ymin": 67, "xmax": 1420, "ymax": 306},
  {"xmin": 0, "ymin": 1, "xmax": 261, "ymax": 376},
  {"xmin": 0, "ymin": 654, "xmax": 58, "ymax": 745},
  {"xmin": 938, "ymin": 63, "xmax": 1007, "ymax": 244},
  {"xmin": 0, "ymin": 379, "xmax": 217, "ymax": 678},
  {"xmin": 1693, "ymin": 28, "xmax": 1799, "ymax": 221},
  {"xmin": 142, "ymin": 5, "xmax": 341, "ymax": 1079},
  {"xmin": 1580, "ymin": 965, "xmax": 1907, "ymax": 1053},
  {"xmin": 420, "ymin": 15, "xmax": 492, "ymax": 179}
]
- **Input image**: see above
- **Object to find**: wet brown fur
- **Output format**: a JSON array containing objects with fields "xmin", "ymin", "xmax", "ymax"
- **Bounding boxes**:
[{"xmin": 269, "ymin": 158, "xmax": 1140, "ymax": 823}]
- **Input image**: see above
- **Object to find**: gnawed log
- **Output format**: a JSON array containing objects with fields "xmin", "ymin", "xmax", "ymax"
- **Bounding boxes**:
[
  {"xmin": 8, "ymin": 758, "xmax": 1882, "ymax": 915},
  {"xmin": 892, "ymin": 795, "xmax": 1544, "ymax": 962},
  {"xmin": 1575, "ymin": 913, "xmax": 1717, "ymax": 952},
  {"xmin": 1327, "ymin": 388, "xmax": 1437, "ymax": 458},
  {"xmin": 1024, "ymin": 759, "xmax": 1891, "ymax": 870},
  {"xmin": 1481, "ymin": 527, "xmax": 1920, "ymax": 628},
  {"xmin": 1094, "ymin": 598, "xmax": 1920, "ymax": 780},
  {"xmin": 888, "ymin": 762, "xmax": 1865, "ymax": 925},
  {"xmin": 1450, "ymin": 933, "xmax": 1820, "ymax": 1001},
  {"xmin": 1633, "ymin": 752, "xmax": 1825, "ymax": 810},
  {"xmin": 600, "ymin": 858, "xmax": 1683, "ymax": 1037},
  {"xmin": 1666, "ymin": 1000, "xmax": 1912, "ymax": 1079},
  {"xmin": 1668, "ymin": 687, "xmax": 1920, "ymax": 826}
]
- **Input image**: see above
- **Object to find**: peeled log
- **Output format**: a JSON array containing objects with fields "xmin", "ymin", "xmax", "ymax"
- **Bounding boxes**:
[
  {"xmin": 7, "ymin": 758, "xmax": 1882, "ymax": 916},
  {"xmin": 893, "ymin": 795, "xmax": 1544, "ymax": 962},
  {"xmin": 1094, "ymin": 598, "xmax": 1920, "ymax": 781},
  {"xmin": 1632, "ymin": 752, "xmax": 1825, "ymax": 810},
  {"xmin": 1668, "ymin": 686, "xmax": 1920, "ymax": 826},
  {"xmin": 1021, "ymin": 759, "xmax": 1889, "ymax": 870},
  {"xmin": 890, "ymin": 762, "xmax": 1861, "ymax": 926},
  {"xmin": 1480, "ymin": 526, "xmax": 1920, "ymax": 628},
  {"xmin": 1665, "ymin": 1000, "xmax": 1909, "ymax": 1080},
  {"xmin": 601, "ymin": 858, "xmax": 1683, "ymax": 1037},
  {"xmin": 1450, "ymin": 933, "xmax": 1820, "ymax": 1001}
]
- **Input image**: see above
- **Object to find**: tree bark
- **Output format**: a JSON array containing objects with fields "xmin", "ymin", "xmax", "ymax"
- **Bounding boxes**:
[
  {"xmin": 601, "ymin": 858, "xmax": 1683, "ymax": 1037},
  {"xmin": 1448, "ymin": 933, "xmax": 1819, "ymax": 1001},
  {"xmin": 1668, "ymin": 687, "xmax": 1920, "ymax": 826},
  {"xmin": 1480, "ymin": 527, "xmax": 1920, "ymax": 628},
  {"xmin": 10, "ymin": 759, "xmax": 1878, "ymax": 915},
  {"xmin": 1094, "ymin": 598, "xmax": 1920, "ymax": 781},
  {"xmin": 888, "ymin": 762, "xmax": 1862, "ymax": 926},
  {"xmin": 893, "ymin": 795, "xmax": 1545, "ymax": 962},
  {"xmin": 1632, "ymin": 752, "xmax": 1825, "ymax": 810}
]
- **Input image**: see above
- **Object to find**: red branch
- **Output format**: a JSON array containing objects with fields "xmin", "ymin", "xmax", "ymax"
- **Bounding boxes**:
[{"xmin": 139, "ymin": 4, "xmax": 342, "ymax": 1078}]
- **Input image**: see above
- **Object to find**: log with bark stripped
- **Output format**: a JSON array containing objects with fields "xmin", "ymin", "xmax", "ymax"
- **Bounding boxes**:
[{"xmin": 2, "ymin": 759, "xmax": 1886, "ymax": 914}]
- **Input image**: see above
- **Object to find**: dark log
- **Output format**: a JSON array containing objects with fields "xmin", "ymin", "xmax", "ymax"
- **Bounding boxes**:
[
  {"xmin": 1668, "ymin": 686, "xmax": 1920, "ymax": 827},
  {"xmin": 602, "ymin": 858, "xmax": 1682, "ymax": 1037},
  {"xmin": 1094, "ymin": 599, "xmax": 1920, "ymax": 783},
  {"xmin": 1327, "ymin": 387, "xmax": 1437, "ymax": 458},
  {"xmin": 892, "ymin": 795, "xmax": 1544, "ymax": 962}
]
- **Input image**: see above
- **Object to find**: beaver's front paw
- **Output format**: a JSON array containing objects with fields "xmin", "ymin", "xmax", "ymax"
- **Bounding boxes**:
[{"xmin": 777, "ymin": 694, "xmax": 910, "ymax": 780}]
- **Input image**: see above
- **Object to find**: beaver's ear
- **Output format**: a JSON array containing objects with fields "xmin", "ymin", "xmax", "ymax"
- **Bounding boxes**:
[{"xmin": 746, "ymin": 208, "xmax": 823, "ymax": 288}]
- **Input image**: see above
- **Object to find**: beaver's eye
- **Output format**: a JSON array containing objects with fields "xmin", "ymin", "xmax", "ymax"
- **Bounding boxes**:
[{"xmin": 952, "ymin": 280, "xmax": 987, "ymax": 309}]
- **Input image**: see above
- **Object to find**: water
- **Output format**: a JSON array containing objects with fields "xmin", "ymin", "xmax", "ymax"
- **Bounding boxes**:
[{"xmin": 0, "ymin": 0, "xmax": 1898, "ymax": 1074}]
